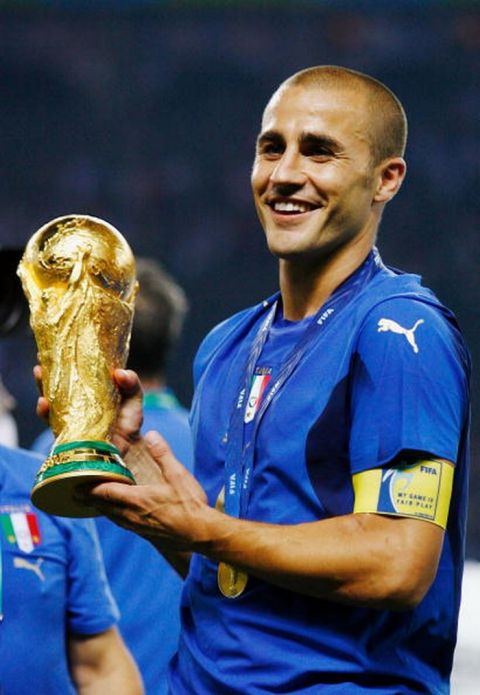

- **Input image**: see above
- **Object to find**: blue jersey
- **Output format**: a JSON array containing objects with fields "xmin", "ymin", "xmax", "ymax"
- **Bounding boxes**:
[
  {"xmin": 32, "ymin": 388, "xmax": 194, "ymax": 695},
  {"xmin": 0, "ymin": 444, "xmax": 118, "ymax": 695},
  {"xmin": 170, "ymin": 251, "xmax": 470, "ymax": 694}
]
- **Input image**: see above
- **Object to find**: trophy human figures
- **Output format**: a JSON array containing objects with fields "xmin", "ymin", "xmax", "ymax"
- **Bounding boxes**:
[{"xmin": 18, "ymin": 214, "xmax": 138, "ymax": 517}]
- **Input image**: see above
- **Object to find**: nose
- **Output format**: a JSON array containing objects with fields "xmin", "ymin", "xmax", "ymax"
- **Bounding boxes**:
[{"xmin": 270, "ymin": 149, "xmax": 306, "ymax": 188}]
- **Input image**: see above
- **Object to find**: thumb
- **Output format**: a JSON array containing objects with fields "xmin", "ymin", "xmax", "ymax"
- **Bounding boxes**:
[
  {"xmin": 144, "ymin": 430, "xmax": 196, "ymax": 486},
  {"xmin": 144, "ymin": 430, "xmax": 177, "ymax": 469}
]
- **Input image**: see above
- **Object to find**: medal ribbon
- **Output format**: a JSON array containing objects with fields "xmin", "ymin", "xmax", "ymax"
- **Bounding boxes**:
[{"xmin": 223, "ymin": 251, "xmax": 383, "ymax": 520}]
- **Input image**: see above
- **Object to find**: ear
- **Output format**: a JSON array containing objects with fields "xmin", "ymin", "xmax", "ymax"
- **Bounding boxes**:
[{"xmin": 373, "ymin": 157, "xmax": 407, "ymax": 203}]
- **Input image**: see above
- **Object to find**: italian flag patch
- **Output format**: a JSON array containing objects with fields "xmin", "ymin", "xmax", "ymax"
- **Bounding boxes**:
[
  {"xmin": 244, "ymin": 371, "xmax": 272, "ymax": 424},
  {"xmin": 1, "ymin": 509, "xmax": 41, "ymax": 553}
]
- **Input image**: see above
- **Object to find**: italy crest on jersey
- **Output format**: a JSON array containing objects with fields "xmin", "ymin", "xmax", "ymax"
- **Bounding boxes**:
[
  {"xmin": 0, "ymin": 504, "xmax": 42, "ymax": 553},
  {"xmin": 244, "ymin": 368, "xmax": 272, "ymax": 424}
]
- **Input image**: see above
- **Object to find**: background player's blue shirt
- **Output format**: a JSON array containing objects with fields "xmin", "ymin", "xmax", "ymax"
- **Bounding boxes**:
[
  {"xmin": 32, "ymin": 388, "xmax": 194, "ymax": 695},
  {"xmin": 171, "ymin": 251, "xmax": 470, "ymax": 695},
  {"xmin": 0, "ymin": 444, "xmax": 118, "ymax": 695}
]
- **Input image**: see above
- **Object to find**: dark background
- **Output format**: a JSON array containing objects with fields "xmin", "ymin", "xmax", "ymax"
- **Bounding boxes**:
[{"xmin": 0, "ymin": 1, "xmax": 478, "ymax": 554}]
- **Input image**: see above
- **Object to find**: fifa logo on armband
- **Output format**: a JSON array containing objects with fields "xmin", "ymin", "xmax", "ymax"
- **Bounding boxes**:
[{"xmin": 420, "ymin": 465, "xmax": 437, "ymax": 475}]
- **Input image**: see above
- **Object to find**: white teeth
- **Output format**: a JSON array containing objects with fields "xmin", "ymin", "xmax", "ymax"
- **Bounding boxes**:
[{"xmin": 273, "ymin": 201, "xmax": 311, "ymax": 213}]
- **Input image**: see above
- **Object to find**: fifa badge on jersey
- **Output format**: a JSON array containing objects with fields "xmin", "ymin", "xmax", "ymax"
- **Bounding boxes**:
[
  {"xmin": 244, "ymin": 368, "xmax": 272, "ymax": 423},
  {"xmin": 0, "ymin": 505, "xmax": 42, "ymax": 553}
]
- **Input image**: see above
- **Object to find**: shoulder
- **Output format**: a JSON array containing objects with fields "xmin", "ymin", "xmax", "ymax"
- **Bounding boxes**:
[
  {"xmin": 351, "ymin": 294, "xmax": 470, "ymax": 419},
  {"xmin": 197, "ymin": 305, "xmax": 258, "ymax": 357},
  {"xmin": 193, "ymin": 299, "xmax": 274, "ymax": 386},
  {"xmin": 357, "ymin": 294, "xmax": 468, "ymax": 365},
  {"xmin": 0, "ymin": 444, "xmax": 43, "ymax": 490}
]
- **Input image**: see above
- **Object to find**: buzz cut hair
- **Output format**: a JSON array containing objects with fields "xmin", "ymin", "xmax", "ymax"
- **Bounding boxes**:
[{"xmin": 279, "ymin": 65, "xmax": 408, "ymax": 165}]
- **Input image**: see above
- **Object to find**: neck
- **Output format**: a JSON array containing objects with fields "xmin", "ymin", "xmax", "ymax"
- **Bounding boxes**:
[{"xmin": 279, "ymin": 233, "xmax": 375, "ymax": 321}]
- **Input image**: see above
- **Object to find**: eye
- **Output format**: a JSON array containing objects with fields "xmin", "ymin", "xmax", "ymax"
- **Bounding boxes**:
[
  {"xmin": 303, "ymin": 144, "xmax": 333, "ymax": 160},
  {"xmin": 257, "ymin": 140, "xmax": 284, "ymax": 158}
]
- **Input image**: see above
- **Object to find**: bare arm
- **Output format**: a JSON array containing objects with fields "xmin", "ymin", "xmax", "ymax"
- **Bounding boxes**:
[
  {"xmin": 39, "ymin": 367, "xmax": 443, "ymax": 609},
  {"xmin": 194, "ymin": 507, "xmax": 443, "ymax": 610},
  {"xmin": 86, "ymin": 430, "xmax": 443, "ymax": 611},
  {"xmin": 68, "ymin": 626, "xmax": 143, "ymax": 695}
]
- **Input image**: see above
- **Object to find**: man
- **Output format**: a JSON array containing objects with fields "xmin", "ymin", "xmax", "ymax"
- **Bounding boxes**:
[
  {"xmin": 63, "ymin": 67, "xmax": 470, "ymax": 693},
  {"xmin": 0, "ymin": 444, "xmax": 144, "ymax": 695},
  {"xmin": 0, "ymin": 249, "xmax": 143, "ymax": 695},
  {"xmin": 33, "ymin": 258, "xmax": 193, "ymax": 695},
  {"xmin": 0, "ymin": 377, "xmax": 17, "ymax": 447}
]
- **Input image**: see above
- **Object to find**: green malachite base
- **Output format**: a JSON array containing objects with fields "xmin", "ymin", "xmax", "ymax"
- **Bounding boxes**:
[{"xmin": 31, "ymin": 440, "xmax": 136, "ymax": 518}]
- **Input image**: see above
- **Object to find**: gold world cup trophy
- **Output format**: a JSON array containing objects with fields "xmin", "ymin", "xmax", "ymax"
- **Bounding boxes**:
[{"xmin": 18, "ymin": 214, "xmax": 138, "ymax": 517}]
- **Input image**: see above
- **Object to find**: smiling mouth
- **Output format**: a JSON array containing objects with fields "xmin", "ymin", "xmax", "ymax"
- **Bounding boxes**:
[{"xmin": 268, "ymin": 200, "xmax": 318, "ymax": 215}]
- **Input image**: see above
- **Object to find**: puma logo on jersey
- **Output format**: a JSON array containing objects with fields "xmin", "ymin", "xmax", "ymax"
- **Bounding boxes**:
[
  {"xmin": 14, "ymin": 556, "xmax": 45, "ymax": 582},
  {"xmin": 377, "ymin": 318, "xmax": 425, "ymax": 354}
]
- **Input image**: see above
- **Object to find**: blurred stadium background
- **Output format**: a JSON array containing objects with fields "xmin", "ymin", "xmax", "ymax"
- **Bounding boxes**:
[{"xmin": 0, "ymin": 1, "xmax": 478, "ymax": 564}]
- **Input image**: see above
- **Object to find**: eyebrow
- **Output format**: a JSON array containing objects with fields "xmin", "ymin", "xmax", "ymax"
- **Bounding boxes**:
[
  {"xmin": 256, "ymin": 130, "xmax": 285, "ymax": 147},
  {"xmin": 300, "ymin": 132, "xmax": 341, "ymax": 152},
  {"xmin": 256, "ymin": 129, "xmax": 342, "ymax": 152}
]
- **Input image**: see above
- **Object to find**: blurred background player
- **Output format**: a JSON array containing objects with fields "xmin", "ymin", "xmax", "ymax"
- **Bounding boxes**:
[
  {"xmin": 32, "ymin": 256, "xmax": 194, "ymax": 695},
  {"xmin": 0, "ymin": 248, "xmax": 24, "ymax": 449},
  {"xmin": 0, "ymin": 378, "xmax": 17, "ymax": 448},
  {"xmin": 0, "ymin": 247, "xmax": 143, "ymax": 695}
]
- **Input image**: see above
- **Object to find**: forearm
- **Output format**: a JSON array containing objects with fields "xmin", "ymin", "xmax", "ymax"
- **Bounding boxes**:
[
  {"xmin": 193, "ymin": 507, "xmax": 442, "ymax": 610},
  {"xmin": 69, "ymin": 627, "xmax": 143, "ymax": 695},
  {"xmin": 74, "ymin": 665, "xmax": 142, "ymax": 695},
  {"xmin": 86, "ymin": 431, "xmax": 443, "ymax": 611}
]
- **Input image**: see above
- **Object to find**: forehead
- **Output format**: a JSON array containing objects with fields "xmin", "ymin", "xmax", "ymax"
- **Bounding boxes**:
[{"xmin": 260, "ymin": 84, "xmax": 371, "ymax": 148}]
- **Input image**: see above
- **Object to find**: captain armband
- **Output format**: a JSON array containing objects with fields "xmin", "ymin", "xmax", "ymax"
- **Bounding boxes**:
[{"xmin": 352, "ymin": 458, "xmax": 454, "ymax": 529}]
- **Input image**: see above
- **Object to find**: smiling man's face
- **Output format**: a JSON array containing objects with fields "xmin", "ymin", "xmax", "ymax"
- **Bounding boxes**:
[{"xmin": 251, "ymin": 83, "xmax": 381, "ymax": 263}]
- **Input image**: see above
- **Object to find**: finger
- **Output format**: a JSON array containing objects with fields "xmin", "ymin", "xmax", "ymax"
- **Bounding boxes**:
[
  {"xmin": 112, "ymin": 369, "xmax": 144, "ymax": 447},
  {"xmin": 144, "ymin": 430, "xmax": 206, "ymax": 503},
  {"xmin": 36, "ymin": 395, "xmax": 50, "ymax": 421},
  {"xmin": 113, "ymin": 369, "xmax": 143, "ymax": 399},
  {"xmin": 78, "ymin": 480, "xmax": 140, "ymax": 508},
  {"xmin": 144, "ymin": 430, "xmax": 177, "ymax": 469},
  {"xmin": 33, "ymin": 364, "xmax": 43, "ymax": 396},
  {"xmin": 124, "ymin": 438, "xmax": 165, "ymax": 485},
  {"xmin": 75, "ymin": 483, "xmax": 149, "ymax": 534}
]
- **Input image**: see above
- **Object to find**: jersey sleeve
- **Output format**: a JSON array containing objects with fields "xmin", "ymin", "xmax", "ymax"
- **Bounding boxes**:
[
  {"xmin": 349, "ymin": 297, "xmax": 469, "ymax": 475},
  {"xmin": 193, "ymin": 307, "xmax": 254, "ymax": 388},
  {"xmin": 64, "ymin": 517, "xmax": 120, "ymax": 635}
]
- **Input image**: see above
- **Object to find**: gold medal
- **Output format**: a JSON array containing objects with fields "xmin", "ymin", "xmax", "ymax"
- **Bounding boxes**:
[
  {"xmin": 217, "ymin": 562, "xmax": 249, "ymax": 598},
  {"xmin": 215, "ymin": 487, "xmax": 248, "ymax": 597}
]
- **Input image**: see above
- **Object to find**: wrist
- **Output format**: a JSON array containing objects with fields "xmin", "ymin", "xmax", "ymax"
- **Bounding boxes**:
[{"xmin": 189, "ymin": 504, "xmax": 236, "ymax": 556}]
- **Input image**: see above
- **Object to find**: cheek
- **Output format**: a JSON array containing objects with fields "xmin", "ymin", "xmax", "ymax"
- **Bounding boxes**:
[
  {"xmin": 251, "ymin": 160, "xmax": 271, "ymax": 193},
  {"xmin": 309, "ymin": 164, "xmax": 345, "ymax": 192}
]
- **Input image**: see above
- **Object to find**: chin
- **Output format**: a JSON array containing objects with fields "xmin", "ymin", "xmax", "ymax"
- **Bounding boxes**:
[
  {"xmin": 265, "ymin": 230, "xmax": 307, "ymax": 257},
  {"xmin": 266, "ymin": 243, "xmax": 313, "ymax": 262}
]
